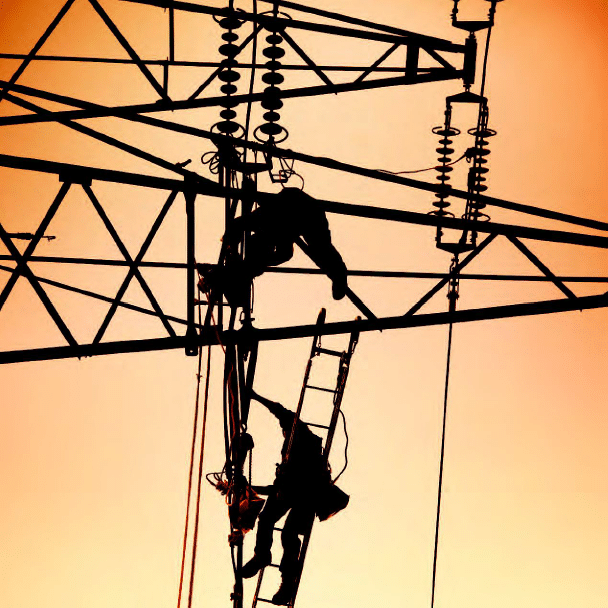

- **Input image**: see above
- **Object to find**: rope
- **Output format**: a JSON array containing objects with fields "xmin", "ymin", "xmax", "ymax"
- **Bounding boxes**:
[
  {"xmin": 185, "ymin": 343, "xmax": 212, "ymax": 608},
  {"xmin": 430, "ymin": 317, "xmax": 455, "ymax": 608},
  {"xmin": 431, "ymin": 255, "xmax": 459, "ymax": 608},
  {"xmin": 176, "ymin": 324, "xmax": 205, "ymax": 608},
  {"xmin": 176, "ymin": 285, "xmax": 211, "ymax": 608}
]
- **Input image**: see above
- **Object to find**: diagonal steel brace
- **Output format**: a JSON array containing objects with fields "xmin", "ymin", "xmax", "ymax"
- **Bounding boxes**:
[{"xmin": 83, "ymin": 185, "xmax": 177, "ymax": 341}]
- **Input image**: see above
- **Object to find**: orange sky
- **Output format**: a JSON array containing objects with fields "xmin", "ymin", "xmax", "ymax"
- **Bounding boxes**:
[{"xmin": 0, "ymin": 1, "xmax": 607, "ymax": 608}]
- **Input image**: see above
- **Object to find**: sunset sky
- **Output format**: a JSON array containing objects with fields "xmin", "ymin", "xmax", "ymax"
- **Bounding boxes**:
[{"xmin": 0, "ymin": 1, "xmax": 607, "ymax": 608}]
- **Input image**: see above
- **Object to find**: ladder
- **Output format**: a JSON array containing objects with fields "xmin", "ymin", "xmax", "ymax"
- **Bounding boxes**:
[{"xmin": 251, "ymin": 309, "xmax": 359, "ymax": 608}]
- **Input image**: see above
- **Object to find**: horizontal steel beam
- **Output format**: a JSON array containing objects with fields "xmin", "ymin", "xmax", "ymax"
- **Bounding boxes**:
[
  {"xmin": 314, "ymin": 197, "xmax": 608, "ymax": 250},
  {"xmin": 4, "ymin": 255, "xmax": 608, "ymax": 284},
  {"xmin": 0, "ymin": 291, "xmax": 606, "ymax": 364},
  {"xmin": 1, "ymin": 152, "xmax": 608, "ymax": 251},
  {"xmin": 3, "ymin": 77, "xmax": 604, "ymax": 236},
  {"xmin": 257, "ymin": 0, "xmax": 432, "ymax": 40},
  {"xmin": 121, "ymin": 0, "xmax": 465, "ymax": 52},
  {"xmin": 266, "ymin": 267, "xmax": 608, "ymax": 283},
  {"xmin": 0, "ymin": 153, "xmax": 219, "ymax": 193},
  {"xmin": 0, "ymin": 53, "xmax": 417, "ymax": 73},
  {"xmin": 0, "ymin": 69, "xmax": 461, "ymax": 127}
]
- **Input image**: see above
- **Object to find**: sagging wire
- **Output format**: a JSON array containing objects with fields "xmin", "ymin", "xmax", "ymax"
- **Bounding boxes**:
[{"xmin": 378, "ymin": 150, "xmax": 470, "ymax": 176}]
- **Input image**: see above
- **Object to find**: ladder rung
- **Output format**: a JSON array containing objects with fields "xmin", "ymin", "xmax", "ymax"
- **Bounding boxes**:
[
  {"xmin": 257, "ymin": 599, "xmax": 275, "ymax": 604},
  {"xmin": 315, "ymin": 347, "xmax": 343, "ymax": 357},
  {"xmin": 303, "ymin": 421, "xmax": 330, "ymax": 430},
  {"xmin": 273, "ymin": 526, "xmax": 283, "ymax": 532},
  {"xmin": 268, "ymin": 563, "xmax": 280, "ymax": 569},
  {"xmin": 305, "ymin": 384, "xmax": 336, "ymax": 394}
]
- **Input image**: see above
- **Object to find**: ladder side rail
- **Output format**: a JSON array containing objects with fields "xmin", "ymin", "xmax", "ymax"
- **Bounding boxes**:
[
  {"xmin": 322, "ymin": 328, "xmax": 359, "ymax": 461},
  {"xmin": 251, "ymin": 564, "xmax": 266, "ymax": 608},
  {"xmin": 251, "ymin": 310, "xmax": 326, "ymax": 608},
  {"xmin": 284, "ymin": 309, "xmax": 326, "ymax": 465},
  {"xmin": 289, "ymin": 327, "xmax": 360, "ymax": 607},
  {"xmin": 287, "ymin": 518, "xmax": 315, "ymax": 608}
]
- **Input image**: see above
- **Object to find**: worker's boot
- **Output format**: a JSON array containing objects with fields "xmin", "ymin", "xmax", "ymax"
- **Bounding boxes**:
[
  {"xmin": 241, "ymin": 551, "xmax": 271, "ymax": 578},
  {"xmin": 331, "ymin": 276, "xmax": 347, "ymax": 300},
  {"xmin": 271, "ymin": 576, "xmax": 297, "ymax": 606}
]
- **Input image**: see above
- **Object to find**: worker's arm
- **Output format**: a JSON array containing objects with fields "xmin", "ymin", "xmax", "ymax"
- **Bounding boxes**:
[
  {"xmin": 251, "ymin": 484, "xmax": 274, "ymax": 495},
  {"xmin": 250, "ymin": 390, "xmax": 292, "ymax": 427}
]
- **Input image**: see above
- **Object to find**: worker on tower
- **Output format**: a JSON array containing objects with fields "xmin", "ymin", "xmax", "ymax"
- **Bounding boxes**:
[
  {"xmin": 241, "ymin": 390, "xmax": 349, "ymax": 605},
  {"xmin": 198, "ymin": 188, "xmax": 349, "ymax": 309}
]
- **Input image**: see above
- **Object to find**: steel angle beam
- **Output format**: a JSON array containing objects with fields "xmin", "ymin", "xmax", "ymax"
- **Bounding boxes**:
[
  {"xmin": 122, "ymin": 0, "xmax": 465, "ymax": 53},
  {"xmin": 1, "ymin": 291, "xmax": 607, "ymax": 364}
]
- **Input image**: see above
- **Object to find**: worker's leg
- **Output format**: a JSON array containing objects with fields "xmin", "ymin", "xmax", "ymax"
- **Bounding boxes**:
[
  {"xmin": 272, "ymin": 506, "xmax": 314, "ymax": 605},
  {"xmin": 242, "ymin": 492, "xmax": 289, "ymax": 578},
  {"xmin": 302, "ymin": 235, "xmax": 348, "ymax": 300}
]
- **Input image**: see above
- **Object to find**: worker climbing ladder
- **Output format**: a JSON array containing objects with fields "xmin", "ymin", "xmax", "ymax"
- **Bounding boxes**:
[{"xmin": 251, "ymin": 309, "xmax": 359, "ymax": 608}]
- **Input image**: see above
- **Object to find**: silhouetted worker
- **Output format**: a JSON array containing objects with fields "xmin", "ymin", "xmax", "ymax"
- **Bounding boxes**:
[
  {"xmin": 241, "ymin": 390, "xmax": 349, "ymax": 605},
  {"xmin": 199, "ymin": 188, "xmax": 349, "ymax": 309}
]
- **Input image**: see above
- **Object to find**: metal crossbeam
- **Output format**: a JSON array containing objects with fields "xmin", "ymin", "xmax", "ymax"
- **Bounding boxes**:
[
  {"xmin": 0, "ymin": 69, "xmax": 462, "ymax": 127},
  {"xmin": 2, "ymin": 80, "xmax": 606, "ymax": 237},
  {"xmin": 1, "ymin": 291, "xmax": 607, "ymax": 364},
  {"xmin": 4, "ymin": 254, "xmax": 607, "ymax": 284},
  {"xmin": 1, "ymin": 151, "xmax": 608, "ymax": 253},
  {"xmin": 256, "ymin": 0, "xmax": 436, "ymax": 40},
  {"xmin": 122, "ymin": 0, "xmax": 466, "ymax": 52},
  {"xmin": 0, "ymin": 153, "xmax": 218, "ymax": 193},
  {"xmin": 0, "ymin": 53, "xmax": 447, "ymax": 73}
]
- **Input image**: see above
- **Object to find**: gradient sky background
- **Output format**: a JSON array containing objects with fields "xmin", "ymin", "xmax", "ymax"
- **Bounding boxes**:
[{"xmin": 0, "ymin": 1, "xmax": 607, "ymax": 607}]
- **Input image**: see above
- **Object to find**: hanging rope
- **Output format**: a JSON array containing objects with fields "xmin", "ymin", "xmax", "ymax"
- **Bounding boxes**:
[
  {"xmin": 185, "ymin": 343, "xmax": 212, "ymax": 608},
  {"xmin": 430, "ymin": 256, "xmax": 459, "ymax": 608},
  {"xmin": 430, "ymin": 319, "xmax": 454, "ymax": 608},
  {"xmin": 176, "ymin": 285, "xmax": 212, "ymax": 608},
  {"xmin": 176, "ymin": 340, "xmax": 204, "ymax": 608}
]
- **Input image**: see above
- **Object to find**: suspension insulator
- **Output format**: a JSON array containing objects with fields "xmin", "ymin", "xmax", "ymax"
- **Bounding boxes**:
[
  {"xmin": 430, "ymin": 124, "xmax": 460, "ymax": 217},
  {"xmin": 255, "ymin": 22, "xmax": 289, "ymax": 144},
  {"xmin": 214, "ymin": 8, "xmax": 244, "ymax": 136},
  {"xmin": 466, "ymin": 120, "xmax": 496, "ymax": 221}
]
